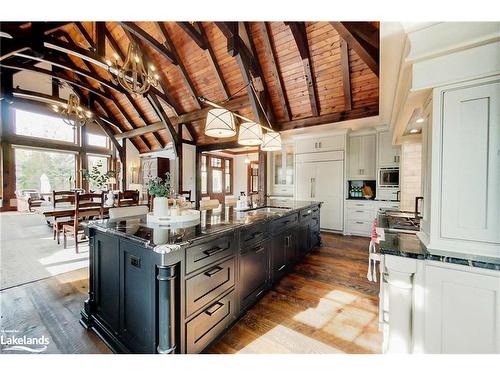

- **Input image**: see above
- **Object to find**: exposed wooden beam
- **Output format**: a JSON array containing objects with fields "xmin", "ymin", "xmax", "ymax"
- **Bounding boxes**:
[
  {"xmin": 156, "ymin": 22, "xmax": 202, "ymax": 109},
  {"xmin": 197, "ymin": 23, "xmax": 230, "ymax": 100},
  {"xmin": 278, "ymin": 105, "xmax": 379, "ymax": 131},
  {"xmin": 96, "ymin": 22, "xmax": 105, "ymax": 56},
  {"xmin": 198, "ymin": 140, "xmax": 242, "ymax": 152},
  {"xmin": 74, "ymin": 22, "xmax": 96, "ymax": 50},
  {"xmin": 286, "ymin": 22, "xmax": 319, "ymax": 117},
  {"xmin": 148, "ymin": 94, "xmax": 181, "ymax": 156},
  {"xmin": 115, "ymin": 95, "xmax": 249, "ymax": 140},
  {"xmin": 340, "ymin": 38, "xmax": 352, "ymax": 111},
  {"xmin": 330, "ymin": 22, "xmax": 379, "ymax": 77},
  {"xmin": 0, "ymin": 62, "xmax": 111, "ymax": 100},
  {"xmin": 14, "ymin": 50, "xmax": 126, "ymax": 95},
  {"xmin": 258, "ymin": 22, "xmax": 291, "ymax": 121},
  {"xmin": 118, "ymin": 22, "xmax": 177, "ymax": 65},
  {"xmin": 176, "ymin": 22, "xmax": 207, "ymax": 49}
]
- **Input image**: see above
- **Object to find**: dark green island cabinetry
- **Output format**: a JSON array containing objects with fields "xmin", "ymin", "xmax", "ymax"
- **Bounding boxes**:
[{"xmin": 80, "ymin": 200, "xmax": 321, "ymax": 354}]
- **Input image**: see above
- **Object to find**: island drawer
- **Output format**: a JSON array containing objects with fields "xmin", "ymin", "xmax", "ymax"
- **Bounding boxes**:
[
  {"xmin": 240, "ymin": 221, "xmax": 268, "ymax": 248},
  {"xmin": 185, "ymin": 257, "xmax": 235, "ymax": 317},
  {"xmin": 185, "ymin": 234, "xmax": 235, "ymax": 274},
  {"xmin": 186, "ymin": 289, "xmax": 236, "ymax": 353},
  {"xmin": 311, "ymin": 205, "xmax": 320, "ymax": 219},
  {"xmin": 311, "ymin": 214, "xmax": 320, "ymax": 229},
  {"xmin": 272, "ymin": 213, "xmax": 298, "ymax": 234},
  {"xmin": 299, "ymin": 208, "xmax": 313, "ymax": 222}
]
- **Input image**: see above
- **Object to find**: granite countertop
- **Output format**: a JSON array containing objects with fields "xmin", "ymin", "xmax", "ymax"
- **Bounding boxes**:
[
  {"xmin": 87, "ymin": 199, "xmax": 321, "ymax": 249},
  {"xmin": 378, "ymin": 214, "xmax": 500, "ymax": 271}
]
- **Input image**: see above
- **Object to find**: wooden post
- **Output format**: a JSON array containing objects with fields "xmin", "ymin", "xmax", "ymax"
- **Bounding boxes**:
[
  {"xmin": 195, "ymin": 148, "xmax": 201, "ymax": 209},
  {"xmin": 258, "ymin": 151, "xmax": 267, "ymax": 201}
]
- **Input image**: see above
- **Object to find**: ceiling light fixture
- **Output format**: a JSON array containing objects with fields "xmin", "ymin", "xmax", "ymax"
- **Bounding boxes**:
[
  {"xmin": 260, "ymin": 131, "xmax": 282, "ymax": 152},
  {"xmin": 410, "ymin": 128, "xmax": 420, "ymax": 134},
  {"xmin": 416, "ymin": 117, "xmax": 425, "ymax": 123},
  {"xmin": 51, "ymin": 93, "xmax": 93, "ymax": 129},
  {"xmin": 238, "ymin": 122, "xmax": 263, "ymax": 146},
  {"xmin": 107, "ymin": 42, "xmax": 159, "ymax": 96},
  {"xmin": 204, "ymin": 108, "xmax": 236, "ymax": 138}
]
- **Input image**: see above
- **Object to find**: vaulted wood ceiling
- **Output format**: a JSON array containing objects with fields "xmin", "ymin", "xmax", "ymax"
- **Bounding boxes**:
[{"xmin": 0, "ymin": 22, "xmax": 379, "ymax": 154}]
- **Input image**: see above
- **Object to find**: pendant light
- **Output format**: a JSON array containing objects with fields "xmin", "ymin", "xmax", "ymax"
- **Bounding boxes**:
[
  {"xmin": 260, "ymin": 131, "xmax": 282, "ymax": 152},
  {"xmin": 204, "ymin": 108, "xmax": 236, "ymax": 137},
  {"xmin": 238, "ymin": 122, "xmax": 262, "ymax": 146},
  {"xmin": 51, "ymin": 93, "xmax": 93, "ymax": 129}
]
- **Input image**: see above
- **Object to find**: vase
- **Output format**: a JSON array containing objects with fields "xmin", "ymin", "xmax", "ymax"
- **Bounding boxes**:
[{"xmin": 153, "ymin": 197, "xmax": 170, "ymax": 217}]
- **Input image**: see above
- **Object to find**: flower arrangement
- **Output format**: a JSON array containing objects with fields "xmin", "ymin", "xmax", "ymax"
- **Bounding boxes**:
[
  {"xmin": 81, "ymin": 160, "xmax": 116, "ymax": 190},
  {"xmin": 147, "ymin": 172, "xmax": 172, "ymax": 197}
]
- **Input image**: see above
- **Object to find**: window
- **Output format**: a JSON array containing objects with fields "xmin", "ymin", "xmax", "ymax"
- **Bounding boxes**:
[
  {"xmin": 15, "ymin": 147, "xmax": 76, "ymax": 192},
  {"xmin": 15, "ymin": 109, "xmax": 75, "ymax": 143},
  {"xmin": 201, "ymin": 155, "xmax": 207, "ymax": 194},
  {"xmin": 200, "ymin": 154, "xmax": 233, "ymax": 198},
  {"xmin": 248, "ymin": 162, "xmax": 259, "ymax": 194},
  {"xmin": 87, "ymin": 133, "xmax": 108, "ymax": 148},
  {"xmin": 87, "ymin": 155, "xmax": 110, "ymax": 192}
]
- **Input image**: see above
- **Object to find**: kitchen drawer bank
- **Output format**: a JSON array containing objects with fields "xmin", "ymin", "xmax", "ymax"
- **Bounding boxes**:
[{"xmin": 80, "ymin": 200, "xmax": 322, "ymax": 354}]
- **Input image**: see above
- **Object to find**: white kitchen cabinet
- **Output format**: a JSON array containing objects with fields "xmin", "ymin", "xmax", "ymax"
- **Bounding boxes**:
[
  {"xmin": 295, "ymin": 135, "xmax": 345, "ymax": 154},
  {"xmin": 424, "ymin": 262, "xmax": 500, "ymax": 353},
  {"xmin": 296, "ymin": 151, "xmax": 343, "ymax": 231},
  {"xmin": 418, "ymin": 78, "xmax": 500, "ymax": 258},
  {"xmin": 347, "ymin": 134, "xmax": 376, "ymax": 180},
  {"xmin": 377, "ymin": 131, "xmax": 401, "ymax": 166},
  {"xmin": 344, "ymin": 200, "xmax": 400, "ymax": 237}
]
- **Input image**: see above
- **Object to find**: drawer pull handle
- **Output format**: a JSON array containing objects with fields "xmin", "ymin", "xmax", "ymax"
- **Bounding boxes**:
[
  {"xmin": 356, "ymin": 221, "xmax": 364, "ymax": 224},
  {"xmin": 356, "ymin": 210, "xmax": 364, "ymax": 213},
  {"xmin": 245, "ymin": 232, "xmax": 263, "ymax": 241},
  {"xmin": 203, "ymin": 246, "xmax": 225, "ymax": 257},
  {"xmin": 204, "ymin": 266, "xmax": 223, "ymax": 277},
  {"xmin": 255, "ymin": 246, "xmax": 265, "ymax": 254},
  {"xmin": 256, "ymin": 290, "xmax": 264, "ymax": 298},
  {"xmin": 278, "ymin": 264, "xmax": 286, "ymax": 271},
  {"xmin": 205, "ymin": 302, "xmax": 224, "ymax": 316}
]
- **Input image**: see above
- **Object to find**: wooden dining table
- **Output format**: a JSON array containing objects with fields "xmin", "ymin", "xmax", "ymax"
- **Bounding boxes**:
[{"xmin": 35, "ymin": 204, "xmax": 111, "ymax": 220}]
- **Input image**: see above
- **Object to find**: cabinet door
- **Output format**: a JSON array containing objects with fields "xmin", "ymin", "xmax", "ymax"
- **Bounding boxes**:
[
  {"xmin": 348, "ymin": 136, "xmax": 361, "ymax": 178},
  {"xmin": 378, "ymin": 131, "xmax": 400, "ymax": 166},
  {"xmin": 316, "ymin": 135, "xmax": 345, "ymax": 152},
  {"xmin": 240, "ymin": 242, "xmax": 269, "ymax": 310},
  {"xmin": 425, "ymin": 264, "xmax": 500, "ymax": 353},
  {"xmin": 360, "ymin": 134, "xmax": 376, "ymax": 179},
  {"xmin": 295, "ymin": 162, "xmax": 316, "ymax": 200},
  {"xmin": 295, "ymin": 138, "xmax": 317, "ymax": 154},
  {"xmin": 271, "ymin": 235, "xmax": 287, "ymax": 282},
  {"xmin": 440, "ymin": 82, "xmax": 500, "ymax": 244},
  {"xmin": 298, "ymin": 221, "xmax": 311, "ymax": 257},
  {"xmin": 315, "ymin": 160, "xmax": 343, "ymax": 231},
  {"xmin": 285, "ymin": 230, "xmax": 297, "ymax": 266}
]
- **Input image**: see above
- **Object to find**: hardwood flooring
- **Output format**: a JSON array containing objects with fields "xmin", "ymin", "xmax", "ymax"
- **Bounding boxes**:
[{"xmin": 0, "ymin": 233, "xmax": 381, "ymax": 354}]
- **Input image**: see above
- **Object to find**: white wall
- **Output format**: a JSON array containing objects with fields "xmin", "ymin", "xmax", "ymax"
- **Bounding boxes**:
[{"xmin": 233, "ymin": 153, "xmax": 258, "ymax": 197}]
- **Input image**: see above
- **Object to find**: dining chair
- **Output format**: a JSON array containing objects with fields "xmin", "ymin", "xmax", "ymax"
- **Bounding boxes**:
[
  {"xmin": 199, "ymin": 199, "xmax": 220, "ymax": 210},
  {"xmin": 63, "ymin": 192, "xmax": 104, "ymax": 253},
  {"xmin": 117, "ymin": 190, "xmax": 140, "ymax": 207},
  {"xmin": 109, "ymin": 205, "xmax": 149, "ymax": 219},
  {"xmin": 179, "ymin": 190, "xmax": 192, "ymax": 202},
  {"xmin": 52, "ymin": 190, "xmax": 76, "ymax": 245}
]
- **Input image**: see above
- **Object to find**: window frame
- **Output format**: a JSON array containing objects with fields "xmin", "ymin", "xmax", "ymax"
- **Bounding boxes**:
[{"xmin": 200, "ymin": 153, "xmax": 233, "ymax": 198}]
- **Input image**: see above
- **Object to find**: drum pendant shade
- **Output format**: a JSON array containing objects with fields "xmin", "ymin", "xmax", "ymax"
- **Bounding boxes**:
[
  {"xmin": 205, "ymin": 108, "xmax": 236, "ymax": 138},
  {"xmin": 260, "ymin": 131, "xmax": 282, "ymax": 151},
  {"xmin": 238, "ymin": 122, "xmax": 263, "ymax": 146}
]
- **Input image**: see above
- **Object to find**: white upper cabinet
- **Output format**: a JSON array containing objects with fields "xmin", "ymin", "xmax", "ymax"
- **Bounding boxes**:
[
  {"xmin": 378, "ymin": 131, "xmax": 400, "ymax": 166},
  {"xmin": 295, "ymin": 135, "xmax": 345, "ymax": 154},
  {"xmin": 347, "ymin": 134, "xmax": 376, "ymax": 180},
  {"xmin": 420, "ymin": 78, "xmax": 500, "ymax": 258},
  {"xmin": 271, "ymin": 144, "xmax": 294, "ymax": 196}
]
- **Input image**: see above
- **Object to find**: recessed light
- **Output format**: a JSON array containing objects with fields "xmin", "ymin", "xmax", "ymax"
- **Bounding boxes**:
[
  {"xmin": 416, "ymin": 118, "xmax": 425, "ymax": 123},
  {"xmin": 410, "ymin": 128, "xmax": 419, "ymax": 134}
]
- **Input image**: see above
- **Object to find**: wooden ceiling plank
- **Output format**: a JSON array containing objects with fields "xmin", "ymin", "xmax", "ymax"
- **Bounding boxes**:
[
  {"xmin": 258, "ymin": 22, "xmax": 291, "ymax": 121},
  {"xmin": 119, "ymin": 22, "xmax": 177, "ymax": 65},
  {"xmin": 156, "ymin": 22, "xmax": 202, "ymax": 109},
  {"xmin": 75, "ymin": 22, "xmax": 96, "ymax": 50},
  {"xmin": 285, "ymin": 22, "xmax": 320, "ymax": 117},
  {"xmin": 196, "ymin": 22, "xmax": 230, "ymax": 100},
  {"xmin": 177, "ymin": 22, "xmax": 207, "ymax": 50},
  {"xmin": 339, "ymin": 38, "xmax": 352, "ymax": 111},
  {"xmin": 330, "ymin": 22, "xmax": 379, "ymax": 77}
]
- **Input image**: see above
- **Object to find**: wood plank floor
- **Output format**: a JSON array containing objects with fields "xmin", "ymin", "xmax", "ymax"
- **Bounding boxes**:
[{"xmin": 0, "ymin": 233, "xmax": 381, "ymax": 354}]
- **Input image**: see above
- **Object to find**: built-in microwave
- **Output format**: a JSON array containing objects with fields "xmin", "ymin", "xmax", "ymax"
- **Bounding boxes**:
[{"xmin": 379, "ymin": 167, "xmax": 399, "ymax": 188}]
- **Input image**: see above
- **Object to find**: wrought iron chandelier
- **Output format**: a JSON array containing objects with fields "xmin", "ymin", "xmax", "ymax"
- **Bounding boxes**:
[
  {"xmin": 52, "ymin": 93, "xmax": 93, "ymax": 129},
  {"xmin": 107, "ymin": 42, "xmax": 159, "ymax": 96}
]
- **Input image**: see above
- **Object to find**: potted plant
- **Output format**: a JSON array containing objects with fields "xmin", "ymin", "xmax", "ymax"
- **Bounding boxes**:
[
  {"xmin": 81, "ymin": 160, "xmax": 116, "ymax": 192},
  {"xmin": 148, "ymin": 172, "xmax": 171, "ymax": 217}
]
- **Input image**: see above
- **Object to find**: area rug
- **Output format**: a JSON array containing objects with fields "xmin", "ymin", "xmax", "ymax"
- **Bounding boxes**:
[{"xmin": 0, "ymin": 211, "xmax": 89, "ymax": 290}]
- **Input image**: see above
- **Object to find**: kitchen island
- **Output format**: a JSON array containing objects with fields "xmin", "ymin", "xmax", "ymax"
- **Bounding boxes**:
[{"xmin": 80, "ymin": 200, "xmax": 321, "ymax": 354}]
